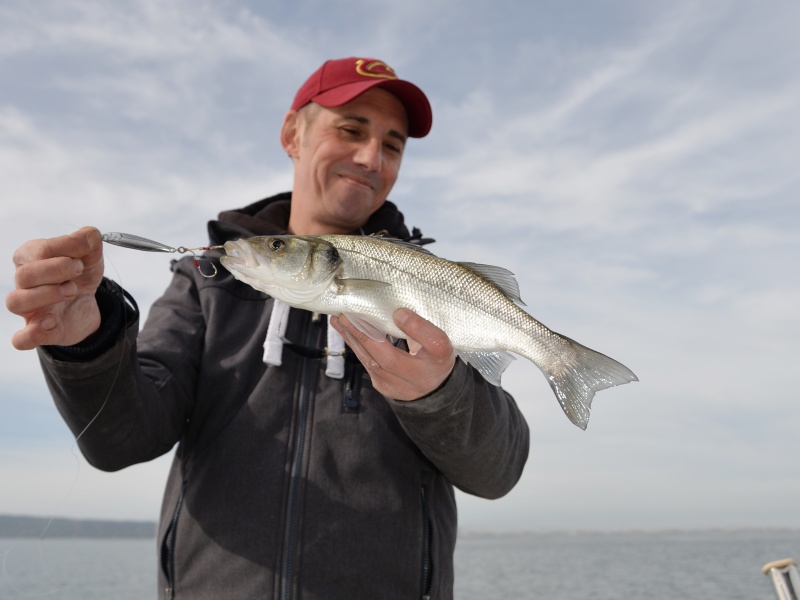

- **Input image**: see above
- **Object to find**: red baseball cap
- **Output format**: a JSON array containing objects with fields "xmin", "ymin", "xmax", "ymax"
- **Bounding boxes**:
[{"xmin": 290, "ymin": 57, "xmax": 432, "ymax": 138}]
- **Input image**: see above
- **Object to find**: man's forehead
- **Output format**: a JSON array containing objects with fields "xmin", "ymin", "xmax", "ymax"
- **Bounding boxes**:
[{"xmin": 319, "ymin": 89, "xmax": 409, "ymax": 136}]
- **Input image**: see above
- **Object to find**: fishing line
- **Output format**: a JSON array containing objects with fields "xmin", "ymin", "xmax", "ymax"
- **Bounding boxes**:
[
  {"xmin": 71, "ymin": 231, "xmax": 219, "ymax": 445},
  {"xmin": 3, "ymin": 233, "xmax": 214, "ymax": 597},
  {"xmin": 0, "ymin": 256, "xmax": 129, "ymax": 599}
]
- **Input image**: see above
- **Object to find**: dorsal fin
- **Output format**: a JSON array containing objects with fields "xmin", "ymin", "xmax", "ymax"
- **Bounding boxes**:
[{"xmin": 457, "ymin": 262, "xmax": 526, "ymax": 306}]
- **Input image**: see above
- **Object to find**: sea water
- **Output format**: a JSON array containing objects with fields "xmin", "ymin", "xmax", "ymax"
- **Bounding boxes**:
[
  {"xmin": 455, "ymin": 530, "xmax": 799, "ymax": 600},
  {"xmin": 0, "ymin": 538, "xmax": 154, "ymax": 599},
  {"xmin": 0, "ymin": 530, "xmax": 797, "ymax": 599}
]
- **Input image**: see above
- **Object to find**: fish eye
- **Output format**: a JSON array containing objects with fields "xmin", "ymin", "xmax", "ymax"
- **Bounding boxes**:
[{"xmin": 270, "ymin": 239, "xmax": 285, "ymax": 252}]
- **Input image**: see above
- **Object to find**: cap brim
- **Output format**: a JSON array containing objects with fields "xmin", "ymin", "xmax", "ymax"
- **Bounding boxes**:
[{"xmin": 312, "ymin": 79, "xmax": 432, "ymax": 138}]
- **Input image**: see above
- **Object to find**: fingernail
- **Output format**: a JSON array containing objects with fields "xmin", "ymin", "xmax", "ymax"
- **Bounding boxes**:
[
  {"xmin": 72, "ymin": 259, "xmax": 84, "ymax": 274},
  {"xmin": 341, "ymin": 330, "xmax": 356, "ymax": 347},
  {"xmin": 394, "ymin": 308, "xmax": 410, "ymax": 325},
  {"xmin": 41, "ymin": 316, "xmax": 56, "ymax": 331}
]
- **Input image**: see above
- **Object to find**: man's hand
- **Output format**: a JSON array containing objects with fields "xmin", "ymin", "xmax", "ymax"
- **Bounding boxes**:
[
  {"xmin": 330, "ymin": 308, "xmax": 457, "ymax": 401},
  {"xmin": 6, "ymin": 226, "xmax": 105, "ymax": 350}
]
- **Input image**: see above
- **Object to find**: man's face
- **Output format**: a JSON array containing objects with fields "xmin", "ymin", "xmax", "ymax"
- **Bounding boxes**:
[{"xmin": 282, "ymin": 87, "xmax": 409, "ymax": 235}]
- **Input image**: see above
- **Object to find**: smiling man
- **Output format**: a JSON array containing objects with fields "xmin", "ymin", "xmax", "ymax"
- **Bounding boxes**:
[
  {"xmin": 283, "ymin": 88, "xmax": 408, "ymax": 235},
  {"xmin": 7, "ymin": 57, "xmax": 530, "ymax": 599}
]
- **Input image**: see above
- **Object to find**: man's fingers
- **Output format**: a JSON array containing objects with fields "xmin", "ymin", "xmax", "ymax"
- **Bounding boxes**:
[
  {"xmin": 6, "ymin": 281, "xmax": 78, "ymax": 316},
  {"xmin": 11, "ymin": 320, "xmax": 57, "ymax": 351},
  {"xmin": 333, "ymin": 319, "xmax": 379, "ymax": 364},
  {"xmin": 13, "ymin": 226, "xmax": 102, "ymax": 266},
  {"xmin": 331, "ymin": 317, "xmax": 391, "ymax": 370},
  {"xmin": 392, "ymin": 308, "xmax": 454, "ymax": 360},
  {"xmin": 11, "ymin": 326, "xmax": 39, "ymax": 351},
  {"xmin": 7, "ymin": 227, "xmax": 104, "ymax": 351},
  {"xmin": 13, "ymin": 256, "xmax": 85, "ymax": 290},
  {"xmin": 331, "ymin": 311, "xmax": 456, "ymax": 401},
  {"xmin": 331, "ymin": 311, "xmax": 455, "ymax": 364}
]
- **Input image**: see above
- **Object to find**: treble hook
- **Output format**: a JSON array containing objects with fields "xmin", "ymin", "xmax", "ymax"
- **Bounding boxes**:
[{"xmin": 176, "ymin": 246, "xmax": 218, "ymax": 278}]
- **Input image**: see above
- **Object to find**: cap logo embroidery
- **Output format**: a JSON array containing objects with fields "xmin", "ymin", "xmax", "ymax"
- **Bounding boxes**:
[{"xmin": 354, "ymin": 59, "xmax": 398, "ymax": 80}]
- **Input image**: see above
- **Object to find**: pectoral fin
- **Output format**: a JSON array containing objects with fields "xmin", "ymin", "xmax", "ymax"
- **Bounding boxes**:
[
  {"xmin": 336, "ymin": 278, "xmax": 391, "ymax": 293},
  {"xmin": 342, "ymin": 313, "xmax": 390, "ymax": 342}
]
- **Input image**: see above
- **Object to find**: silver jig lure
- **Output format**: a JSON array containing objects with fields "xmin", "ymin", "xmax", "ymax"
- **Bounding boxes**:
[{"xmin": 102, "ymin": 232, "xmax": 222, "ymax": 277}]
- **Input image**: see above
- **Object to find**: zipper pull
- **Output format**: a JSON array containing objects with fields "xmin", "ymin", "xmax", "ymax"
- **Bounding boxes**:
[{"xmin": 165, "ymin": 587, "xmax": 174, "ymax": 600}]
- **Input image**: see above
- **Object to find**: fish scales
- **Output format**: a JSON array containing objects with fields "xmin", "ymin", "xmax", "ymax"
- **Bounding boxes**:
[
  {"xmin": 219, "ymin": 234, "xmax": 638, "ymax": 429},
  {"xmin": 323, "ymin": 235, "xmax": 556, "ymax": 356}
]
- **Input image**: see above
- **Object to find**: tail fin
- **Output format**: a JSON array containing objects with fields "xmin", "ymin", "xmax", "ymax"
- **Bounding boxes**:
[{"xmin": 544, "ymin": 337, "xmax": 638, "ymax": 430}]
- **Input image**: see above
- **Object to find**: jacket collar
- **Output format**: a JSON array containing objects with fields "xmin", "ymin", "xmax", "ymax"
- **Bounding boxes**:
[{"xmin": 208, "ymin": 192, "xmax": 411, "ymax": 245}]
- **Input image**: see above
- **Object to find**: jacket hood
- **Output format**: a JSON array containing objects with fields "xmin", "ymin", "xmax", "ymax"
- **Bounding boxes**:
[{"xmin": 208, "ymin": 192, "xmax": 415, "ymax": 245}]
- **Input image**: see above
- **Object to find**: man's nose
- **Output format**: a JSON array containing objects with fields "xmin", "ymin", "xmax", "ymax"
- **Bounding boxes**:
[{"xmin": 353, "ymin": 138, "xmax": 381, "ymax": 172}]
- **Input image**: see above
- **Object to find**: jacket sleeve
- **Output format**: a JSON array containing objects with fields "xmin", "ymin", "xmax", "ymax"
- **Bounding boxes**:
[
  {"xmin": 387, "ymin": 359, "xmax": 530, "ymax": 499},
  {"xmin": 37, "ymin": 264, "xmax": 205, "ymax": 472}
]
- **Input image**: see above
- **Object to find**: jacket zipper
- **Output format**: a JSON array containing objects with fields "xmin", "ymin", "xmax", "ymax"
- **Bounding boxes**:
[
  {"xmin": 161, "ymin": 481, "xmax": 187, "ymax": 600},
  {"xmin": 280, "ymin": 312, "xmax": 322, "ymax": 600},
  {"xmin": 420, "ymin": 485, "xmax": 434, "ymax": 600}
]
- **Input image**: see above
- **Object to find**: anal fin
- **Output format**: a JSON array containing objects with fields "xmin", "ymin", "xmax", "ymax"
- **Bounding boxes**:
[{"xmin": 457, "ymin": 349, "xmax": 516, "ymax": 386}]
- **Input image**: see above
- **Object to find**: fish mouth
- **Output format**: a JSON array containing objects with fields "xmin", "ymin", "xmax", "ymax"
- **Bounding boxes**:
[{"xmin": 221, "ymin": 240, "xmax": 261, "ymax": 269}]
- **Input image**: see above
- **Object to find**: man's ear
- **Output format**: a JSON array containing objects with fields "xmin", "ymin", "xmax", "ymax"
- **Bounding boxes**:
[{"xmin": 280, "ymin": 110, "xmax": 301, "ymax": 158}]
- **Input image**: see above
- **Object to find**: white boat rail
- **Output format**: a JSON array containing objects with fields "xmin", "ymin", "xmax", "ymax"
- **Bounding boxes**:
[{"xmin": 763, "ymin": 558, "xmax": 799, "ymax": 600}]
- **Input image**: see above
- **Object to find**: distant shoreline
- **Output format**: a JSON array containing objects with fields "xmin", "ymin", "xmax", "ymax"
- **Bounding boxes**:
[
  {"xmin": 458, "ymin": 527, "xmax": 800, "ymax": 538},
  {"xmin": 2, "ymin": 514, "xmax": 797, "ymax": 539},
  {"xmin": 0, "ymin": 514, "xmax": 156, "ymax": 539}
]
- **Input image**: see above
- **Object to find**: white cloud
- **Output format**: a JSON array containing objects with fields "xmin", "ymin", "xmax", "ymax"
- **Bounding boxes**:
[
  {"xmin": 1, "ymin": 0, "xmax": 799, "ymax": 534},
  {"xmin": 0, "ymin": 0, "xmax": 297, "ymax": 61}
]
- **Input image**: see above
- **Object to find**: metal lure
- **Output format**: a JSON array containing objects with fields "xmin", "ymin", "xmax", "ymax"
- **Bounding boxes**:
[
  {"xmin": 101, "ymin": 232, "xmax": 177, "ymax": 253},
  {"xmin": 102, "ymin": 232, "xmax": 221, "ymax": 278}
]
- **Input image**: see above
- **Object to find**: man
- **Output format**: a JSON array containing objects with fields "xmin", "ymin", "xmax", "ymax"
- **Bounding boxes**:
[{"xmin": 7, "ymin": 57, "xmax": 529, "ymax": 599}]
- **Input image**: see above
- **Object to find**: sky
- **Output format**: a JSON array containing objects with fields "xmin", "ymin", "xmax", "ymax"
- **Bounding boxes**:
[{"xmin": 0, "ymin": 0, "xmax": 798, "ymax": 536}]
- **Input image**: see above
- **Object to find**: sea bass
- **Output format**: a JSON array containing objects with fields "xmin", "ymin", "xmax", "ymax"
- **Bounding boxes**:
[{"xmin": 219, "ymin": 235, "xmax": 637, "ymax": 429}]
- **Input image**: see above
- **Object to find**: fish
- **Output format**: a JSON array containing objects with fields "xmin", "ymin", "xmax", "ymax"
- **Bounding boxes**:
[{"xmin": 219, "ymin": 234, "xmax": 637, "ymax": 429}]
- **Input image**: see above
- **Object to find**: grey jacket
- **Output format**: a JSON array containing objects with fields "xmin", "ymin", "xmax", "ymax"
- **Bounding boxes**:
[{"xmin": 38, "ymin": 195, "xmax": 530, "ymax": 599}]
